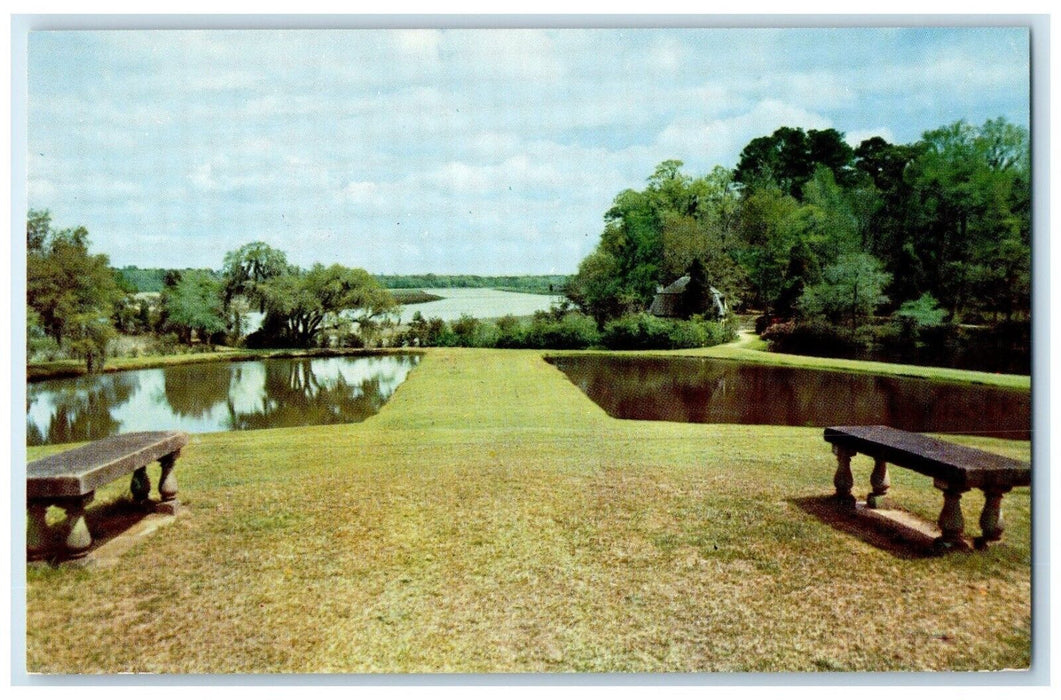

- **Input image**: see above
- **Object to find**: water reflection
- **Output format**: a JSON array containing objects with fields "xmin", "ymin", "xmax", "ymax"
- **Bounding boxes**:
[
  {"xmin": 27, "ymin": 355, "xmax": 420, "ymax": 446},
  {"xmin": 25, "ymin": 372, "xmax": 139, "ymax": 446},
  {"xmin": 550, "ymin": 356, "xmax": 1030, "ymax": 440}
]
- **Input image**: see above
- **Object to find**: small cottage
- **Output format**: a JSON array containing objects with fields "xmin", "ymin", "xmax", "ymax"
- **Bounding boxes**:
[{"xmin": 648, "ymin": 275, "xmax": 727, "ymax": 319}]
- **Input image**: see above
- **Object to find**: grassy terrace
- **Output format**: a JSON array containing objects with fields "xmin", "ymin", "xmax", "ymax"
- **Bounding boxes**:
[{"xmin": 25, "ymin": 346, "xmax": 1031, "ymax": 673}]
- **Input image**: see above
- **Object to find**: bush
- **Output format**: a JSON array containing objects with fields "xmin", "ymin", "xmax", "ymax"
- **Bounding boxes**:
[
  {"xmin": 754, "ymin": 314, "xmax": 785, "ymax": 334},
  {"xmin": 394, "ymin": 310, "xmax": 734, "ymax": 351},
  {"xmin": 450, "ymin": 314, "xmax": 499, "ymax": 347},
  {"xmin": 156, "ymin": 332, "xmax": 183, "ymax": 355},
  {"xmin": 894, "ymin": 293, "xmax": 947, "ymax": 329},
  {"xmin": 602, "ymin": 314, "xmax": 675, "ymax": 350},
  {"xmin": 760, "ymin": 319, "xmax": 860, "ymax": 357},
  {"xmin": 339, "ymin": 332, "xmax": 366, "ymax": 349},
  {"xmin": 523, "ymin": 312, "xmax": 601, "ymax": 349},
  {"xmin": 494, "ymin": 315, "xmax": 526, "ymax": 348},
  {"xmin": 602, "ymin": 313, "xmax": 735, "ymax": 350},
  {"xmin": 396, "ymin": 313, "xmax": 456, "ymax": 347}
]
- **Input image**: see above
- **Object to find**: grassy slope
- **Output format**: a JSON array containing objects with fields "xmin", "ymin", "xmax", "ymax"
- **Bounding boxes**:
[{"xmin": 25, "ymin": 348, "xmax": 1031, "ymax": 673}]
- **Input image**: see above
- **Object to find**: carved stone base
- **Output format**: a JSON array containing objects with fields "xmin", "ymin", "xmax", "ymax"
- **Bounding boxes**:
[
  {"xmin": 866, "ymin": 493, "xmax": 892, "ymax": 509},
  {"xmin": 154, "ymin": 499, "xmax": 181, "ymax": 516},
  {"xmin": 932, "ymin": 536, "xmax": 972, "ymax": 554},
  {"xmin": 832, "ymin": 493, "xmax": 857, "ymax": 511}
]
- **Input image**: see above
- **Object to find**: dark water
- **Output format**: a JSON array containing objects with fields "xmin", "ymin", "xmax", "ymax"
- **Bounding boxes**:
[
  {"xmin": 27, "ymin": 354, "xmax": 420, "ymax": 446},
  {"xmin": 549, "ymin": 356, "xmax": 1030, "ymax": 440}
]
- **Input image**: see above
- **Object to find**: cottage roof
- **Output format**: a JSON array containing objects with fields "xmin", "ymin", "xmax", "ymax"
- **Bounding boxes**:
[{"xmin": 660, "ymin": 275, "xmax": 691, "ymax": 294}]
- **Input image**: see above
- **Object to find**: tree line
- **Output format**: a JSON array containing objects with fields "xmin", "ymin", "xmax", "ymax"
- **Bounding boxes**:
[
  {"xmin": 27, "ymin": 223, "xmax": 397, "ymax": 369},
  {"xmin": 565, "ymin": 118, "xmax": 1030, "ymax": 370},
  {"xmin": 117, "ymin": 268, "xmax": 571, "ymax": 296},
  {"xmin": 26, "ymin": 117, "xmax": 1030, "ymax": 373},
  {"xmin": 376, "ymin": 274, "xmax": 569, "ymax": 295}
]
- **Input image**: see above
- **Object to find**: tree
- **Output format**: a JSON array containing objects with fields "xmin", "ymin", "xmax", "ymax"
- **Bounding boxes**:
[
  {"xmin": 903, "ymin": 119, "xmax": 1030, "ymax": 319},
  {"xmin": 26, "ymin": 210, "xmax": 121, "ymax": 371},
  {"xmin": 798, "ymin": 253, "xmax": 891, "ymax": 331},
  {"xmin": 220, "ymin": 241, "xmax": 292, "ymax": 310},
  {"xmin": 895, "ymin": 293, "xmax": 946, "ymax": 329},
  {"xmin": 250, "ymin": 262, "xmax": 397, "ymax": 348},
  {"xmin": 160, "ymin": 270, "xmax": 227, "ymax": 344},
  {"xmin": 570, "ymin": 161, "xmax": 745, "ymax": 323},
  {"xmin": 734, "ymin": 182, "xmax": 801, "ymax": 313},
  {"xmin": 734, "ymin": 127, "xmax": 855, "ymax": 199},
  {"xmin": 565, "ymin": 250, "xmax": 628, "ymax": 324},
  {"xmin": 853, "ymin": 136, "xmax": 926, "ymax": 303}
]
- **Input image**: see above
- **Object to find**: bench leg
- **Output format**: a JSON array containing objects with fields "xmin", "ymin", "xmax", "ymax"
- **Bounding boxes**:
[
  {"xmin": 56, "ymin": 494, "xmax": 95, "ymax": 559},
  {"xmin": 27, "ymin": 501, "xmax": 52, "ymax": 561},
  {"xmin": 933, "ymin": 479, "xmax": 970, "ymax": 551},
  {"xmin": 157, "ymin": 452, "xmax": 180, "ymax": 515},
  {"xmin": 974, "ymin": 487, "xmax": 1012, "ymax": 550},
  {"xmin": 867, "ymin": 458, "xmax": 890, "ymax": 509},
  {"xmin": 131, "ymin": 466, "xmax": 151, "ymax": 504},
  {"xmin": 831, "ymin": 446, "xmax": 857, "ymax": 510}
]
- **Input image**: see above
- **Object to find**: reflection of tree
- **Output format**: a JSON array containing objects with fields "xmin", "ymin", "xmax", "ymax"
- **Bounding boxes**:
[
  {"xmin": 163, "ymin": 362, "xmax": 233, "ymax": 419},
  {"xmin": 227, "ymin": 357, "xmax": 412, "ymax": 431},
  {"xmin": 29, "ymin": 355, "xmax": 421, "ymax": 444},
  {"xmin": 27, "ymin": 373, "xmax": 138, "ymax": 446},
  {"xmin": 554, "ymin": 357, "xmax": 1029, "ymax": 439}
]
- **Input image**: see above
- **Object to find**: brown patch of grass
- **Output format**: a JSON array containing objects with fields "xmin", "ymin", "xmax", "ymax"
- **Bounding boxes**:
[{"xmin": 25, "ymin": 348, "xmax": 1031, "ymax": 673}]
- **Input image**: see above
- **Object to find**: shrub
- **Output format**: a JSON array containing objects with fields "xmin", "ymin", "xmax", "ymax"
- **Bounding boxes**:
[
  {"xmin": 601, "ymin": 314, "xmax": 672, "ymax": 350},
  {"xmin": 494, "ymin": 315, "xmax": 526, "ymax": 348},
  {"xmin": 156, "ymin": 332, "xmax": 182, "ymax": 355},
  {"xmin": 602, "ymin": 313, "xmax": 734, "ymax": 350},
  {"xmin": 523, "ymin": 312, "xmax": 601, "ymax": 349},
  {"xmin": 754, "ymin": 314, "xmax": 785, "ymax": 334},
  {"xmin": 760, "ymin": 319, "xmax": 860, "ymax": 357},
  {"xmin": 451, "ymin": 314, "xmax": 497, "ymax": 347},
  {"xmin": 894, "ymin": 293, "xmax": 947, "ymax": 329},
  {"xmin": 396, "ymin": 313, "xmax": 456, "ymax": 347},
  {"xmin": 339, "ymin": 332, "xmax": 366, "ymax": 349}
]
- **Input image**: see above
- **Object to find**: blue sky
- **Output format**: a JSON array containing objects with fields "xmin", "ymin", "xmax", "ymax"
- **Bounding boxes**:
[{"xmin": 26, "ymin": 27, "xmax": 1030, "ymax": 275}]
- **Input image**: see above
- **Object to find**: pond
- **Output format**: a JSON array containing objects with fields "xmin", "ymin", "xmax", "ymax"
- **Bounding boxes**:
[
  {"xmin": 548, "ymin": 356, "xmax": 1030, "ymax": 440},
  {"xmin": 27, "ymin": 354, "xmax": 420, "ymax": 446}
]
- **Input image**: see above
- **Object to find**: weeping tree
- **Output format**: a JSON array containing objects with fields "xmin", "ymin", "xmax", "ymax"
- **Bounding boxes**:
[
  {"xmin": 254, "ymin": 264, "xmax": 394, "ymax": 347},
  {"xmin": 217, "ymin": 243, "xmax": 397, "ymax": 348}
]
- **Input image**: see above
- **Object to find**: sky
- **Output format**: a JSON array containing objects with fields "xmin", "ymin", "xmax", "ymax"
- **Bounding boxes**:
[{"xmin": 25, "ymin": 26, "xmax": 1031, "ymax": 275}]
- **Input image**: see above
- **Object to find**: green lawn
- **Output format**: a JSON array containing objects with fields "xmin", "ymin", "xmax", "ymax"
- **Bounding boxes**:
[{"xmin": 24, "ymin": 347, "xmax": 1032, "ymax": 673}]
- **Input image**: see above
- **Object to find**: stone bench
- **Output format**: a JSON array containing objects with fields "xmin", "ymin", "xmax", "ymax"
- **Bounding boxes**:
[
  {"xmin": 27, "ymin": 431, "xmax": 188, "ymax": 561},
  {"xmin": 823, "ymin": 425, "xmax": 1030, "ymax": 551}
]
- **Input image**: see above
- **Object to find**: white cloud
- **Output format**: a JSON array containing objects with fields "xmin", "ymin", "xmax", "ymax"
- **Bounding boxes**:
[
  {"xmin": 657, "ymin": 99, "xmax": 834, "ymax": 169},
  {"xmin": 392, "ymin": 29, "xmax": 442, "ymax": 62},
  {"xmin": 28, "ymin": 178, "xmax": 57, "ymax": 203},
  {"xmin": 449, "ymin": 30, "xmax": 566, "ymax": 82},
  {"xmin": 846, "ymin": 128, "xmax": 897, "ymax": 147},
  {"xmin": 343, "ymin": 180, "xmax": 379, "ymax": 203},
  {"xmin": 189, "ymin": 162, "xmax": 219, "ymax": 190},
  {"xmin": 647, "ymin": 37, "xmax": 683, "ymax": 72},
  {"xmin": 26, "ymin": 27, "xmax": 1030, "ymax": 273}
]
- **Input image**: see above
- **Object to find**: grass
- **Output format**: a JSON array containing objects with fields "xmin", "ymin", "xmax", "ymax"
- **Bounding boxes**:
[
  {"xmin": 24, "ymin": 347, "xmax": 1032, "ymax": 673},
  {"xmin": 389, "ymin": 289, "xmax": 445, "ymax": 305}
]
